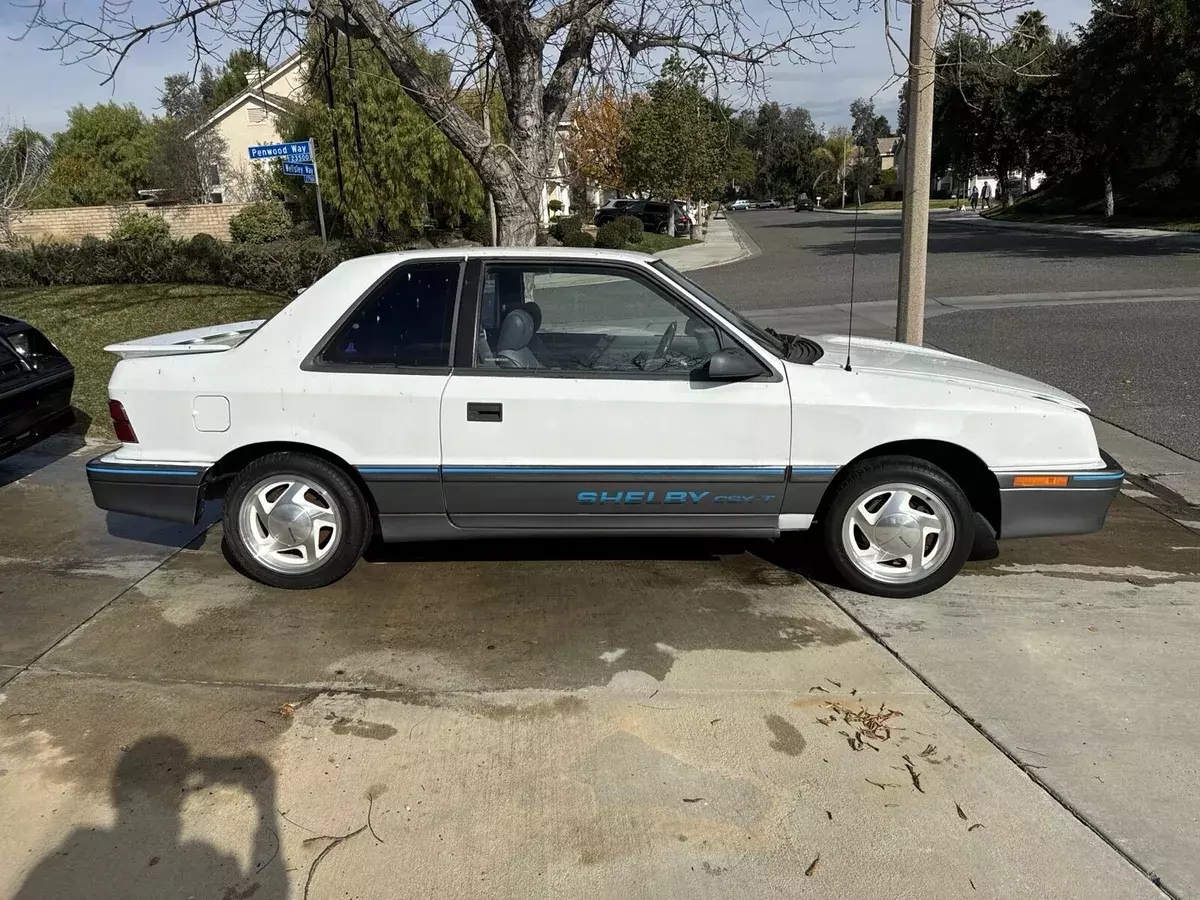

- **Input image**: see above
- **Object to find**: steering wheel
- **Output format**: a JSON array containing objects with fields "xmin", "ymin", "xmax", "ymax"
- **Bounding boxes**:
[{"xmin": 654, "ymin": 321, "xmax": 677, "ymax": 358}]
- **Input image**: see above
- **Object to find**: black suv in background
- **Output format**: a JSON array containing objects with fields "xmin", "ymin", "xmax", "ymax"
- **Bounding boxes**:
[
  {"xmin": 0, "ymin": 315, "xmax": 74, "ymax": 460},
  {"xmin": 594, "ymin": 199, "xmax": 691, "ymax": 234}
]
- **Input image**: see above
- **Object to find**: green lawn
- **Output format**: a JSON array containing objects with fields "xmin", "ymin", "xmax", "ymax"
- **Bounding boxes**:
[
  {"xmin": 637, "ymin": 233, "xmax": 695, "ymax": 253},
  {"xmin": 983, "ymin": 207, "xmax": 1200, "ymax": 232},
  {"xmin": 0, "ymin": 284, "xmax": 285, "ymax": 438}
]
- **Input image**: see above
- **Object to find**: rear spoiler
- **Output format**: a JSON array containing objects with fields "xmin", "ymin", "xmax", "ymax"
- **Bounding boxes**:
[{"xmin": 104, "ymin": 320, "xmax": 266, "ymax": 360}]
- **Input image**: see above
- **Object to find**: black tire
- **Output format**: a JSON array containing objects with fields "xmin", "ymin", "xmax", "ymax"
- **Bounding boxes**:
[
  {"xmin": 820, "ymin": 455, "xmax": 974, "ymax": 598},
  {"xmin": 222, "ymin": 451, "xmax": 372, "ymax": 590},
  {"xmin": 657, "ymin": 222, "xmax": 669, "ymax": 234}
]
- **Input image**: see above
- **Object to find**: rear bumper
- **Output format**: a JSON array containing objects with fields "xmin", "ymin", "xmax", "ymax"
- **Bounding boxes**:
[
  {"xmin": 86, "ymin": 454, "xmax": 210, "ymax": 525},
  {"xmin": 996, "ymin": 451, "xmax": 1124, "ymax": 539}
]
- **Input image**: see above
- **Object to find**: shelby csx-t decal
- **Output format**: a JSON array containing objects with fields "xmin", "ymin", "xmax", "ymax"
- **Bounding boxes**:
[{"xmin": 577, "ymin": 490, "xmax": 778, "ymax": 505}]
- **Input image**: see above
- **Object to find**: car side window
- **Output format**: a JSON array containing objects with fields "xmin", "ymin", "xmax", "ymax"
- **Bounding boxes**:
[
  {"xmin": 322, "ymin": 263, "xmax": 460, "ymax": 368},
  {"xmin": 476, "ymin": 263, "xmax": 734, "ymax": 376},
  {"xmin": 0, "ymin": 341, "xmax": 29, "ymax": 389}
]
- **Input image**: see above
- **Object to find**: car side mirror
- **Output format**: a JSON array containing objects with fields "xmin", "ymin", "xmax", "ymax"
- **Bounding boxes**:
[{"xmin": 707, "ymin": 348, "xmax": 764, "ymax": 380}]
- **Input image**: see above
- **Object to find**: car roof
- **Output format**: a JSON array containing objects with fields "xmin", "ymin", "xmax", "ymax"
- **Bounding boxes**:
[{"xmin": 336, "ymin": 245, "xmax": 656, "ymax": 269}]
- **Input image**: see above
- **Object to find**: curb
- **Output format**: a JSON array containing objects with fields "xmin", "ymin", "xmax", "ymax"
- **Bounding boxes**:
[
  {"xmin": 724, "ymin": 215, "xmax": 762, "ymax": 263},
  {"xmin": 958, "ymin": 215, "xmax": 1200, "ymax": 241}
]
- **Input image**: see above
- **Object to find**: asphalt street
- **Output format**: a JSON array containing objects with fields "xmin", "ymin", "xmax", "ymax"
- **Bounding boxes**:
[
  {"xmin": 695, "ymin": 210, "xmax": 1200, "ymax": 462},
  {"xmin": 694, "ymin": 209, "xmax": 1200, "ymax": 308}
]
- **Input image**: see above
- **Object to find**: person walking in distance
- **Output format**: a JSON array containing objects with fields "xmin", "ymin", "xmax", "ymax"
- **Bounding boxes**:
[
  {"xmin": 980, "ymin": 181, "xmax": 992, "ymax": 210},
  {"xmin": 970, "ymin": 185, "xmax": 980, "ymax": 212}
]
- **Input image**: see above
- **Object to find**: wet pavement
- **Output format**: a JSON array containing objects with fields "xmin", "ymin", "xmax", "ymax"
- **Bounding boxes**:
[{"xmin": 2, "ymin": 438, "xmax": 1197, "ymax": 899}]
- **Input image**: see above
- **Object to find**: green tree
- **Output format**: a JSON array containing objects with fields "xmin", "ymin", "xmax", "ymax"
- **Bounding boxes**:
[
  {"xmin": 208, "ymin": 49, "xmax": 267, "ymax": 109},
  {"xmin": 621, "ymin": 57, "xmax": 729, "ymax": 209},
  {"xmin": 734, "ymin": 102, "xmax": 820, "ymax": 199},
  {"xmin": 36, "ymin": 103, "xmax": 153, "ymax": 206},
  {"xmin": 280, "ymin": 28, "xmax": 483, "ymax": 237}
]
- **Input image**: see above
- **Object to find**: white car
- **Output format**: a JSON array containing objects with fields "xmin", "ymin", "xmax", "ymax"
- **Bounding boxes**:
[
  {"xmin": 87, "ymin": 248, "xmax": 1122, "ymax": 597},
  {"xmin": 728, "ymin": 200, "xmax": 751, "ymax": 211}
]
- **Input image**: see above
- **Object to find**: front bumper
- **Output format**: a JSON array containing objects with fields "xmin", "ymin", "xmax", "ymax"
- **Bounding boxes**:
[
  {"xmin": 86, "ymin": 454, "xmax": 210, "ymax": 525},
  {"xmin": 996, "ymin": 451, "xmax": 1125, "ymax": 539}
]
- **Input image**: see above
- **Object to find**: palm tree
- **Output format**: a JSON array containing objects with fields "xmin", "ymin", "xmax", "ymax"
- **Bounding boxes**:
[{"xmin": 1012, "ymin": 10, "xmax": 1050, "ymax": 52}]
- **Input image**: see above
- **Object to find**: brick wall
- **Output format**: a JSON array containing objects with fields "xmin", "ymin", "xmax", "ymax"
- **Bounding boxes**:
[{"xmin": 5, "ymin": 202, "xmax": 252, "ymax": 244}]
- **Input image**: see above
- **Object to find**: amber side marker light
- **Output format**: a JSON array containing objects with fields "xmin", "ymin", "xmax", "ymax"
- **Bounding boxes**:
[{"xmin": 1013, "ymin": 475, "xmax": 1070, "ymax": 487}]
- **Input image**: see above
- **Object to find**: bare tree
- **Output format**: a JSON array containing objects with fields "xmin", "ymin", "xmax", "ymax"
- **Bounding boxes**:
[
  {"xmin": 20, "ymin": 0, "xmax": 848, "ymax": 245},
  {"xmin": 0, "ymin": 120, "xmax": 53, "ymax": 244}
]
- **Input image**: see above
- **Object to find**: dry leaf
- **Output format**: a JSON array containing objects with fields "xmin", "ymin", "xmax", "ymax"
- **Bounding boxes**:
[
  {"xmin": 805, "ymin": 854, "xmax": 820, "ymax": 876},
  {"xmin": 279, "ymin": 702, "xmax": 298, "ymax": 718},
  {"xmin": 956, "ymin": 802, "xmax": 968, "ymax": 821},
  {"xmin": 968, "ymin": 823, "xmax": 985, "ymax": 832}
]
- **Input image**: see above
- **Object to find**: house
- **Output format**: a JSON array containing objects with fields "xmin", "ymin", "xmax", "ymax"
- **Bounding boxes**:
[
  {"xmin": 187, "ymin": 53, "xmax": 307, "ymax": 202},
  {"xmin": 894, "ymin": 141, "xmax": 1045, "ymax": 197},
  {"xmin": 876, "ymin": 136, "xmax": 899, "ymax": 171},
  {"xmin": 190, "ymin": 52, "xmax": 573, "ymax": 220}
]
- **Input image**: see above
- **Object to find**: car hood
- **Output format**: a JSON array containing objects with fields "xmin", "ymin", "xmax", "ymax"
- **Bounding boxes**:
[{"xmin": 811, "ymin": 334, "xmax": 1088, "ymax": 410}]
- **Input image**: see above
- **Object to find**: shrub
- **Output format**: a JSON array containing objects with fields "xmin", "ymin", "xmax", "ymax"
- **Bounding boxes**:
[
  {"xmin": 229, "ymin": 201, "xmax": 292, "ymax": 244},
  {"xmin": 626, "ymin": 228, "xmax": 644, "ymax": 245},
  {"xmin": 615, "ymin": 215, "xmax": 644, "ymax": 239},
  {"xmin": 866, "ymin": 185, "xmax": 886, "ymax": 203},
  {"xmin": 110, "ymin": 212, "xmax": 171, "ymax": 242},
  {"xmin": 463, "ymin": 217, "xmax": 493, "ymax": 245},
  {"xmin": 547, "ymin": 199, "xmax": 564, "ymax": 213},
  {"xmin": 595, "ymin": 221, "xmax": 625, "ymax": 249},
  {"xmin": 560, "ymin": 230, "xmax": 595, "ymax": 248},
  {"xmin": 549, "ymin": 214, "xmax": 583, "ymax": 242}
]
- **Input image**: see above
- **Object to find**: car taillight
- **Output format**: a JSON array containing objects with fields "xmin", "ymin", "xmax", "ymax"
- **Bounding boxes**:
[
  {"xmin": 680, "ymin": 216, "xmax": 690, "ymax": 225},
  {"xmin": 109, "ymin": 400, "xmax": 138, "ymax": 443}
]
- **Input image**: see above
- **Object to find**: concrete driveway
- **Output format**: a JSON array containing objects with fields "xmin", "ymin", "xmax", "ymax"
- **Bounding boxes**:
[{"xmin": 1, "ymin": 437, "xmax": 1193, "ymax": 899}]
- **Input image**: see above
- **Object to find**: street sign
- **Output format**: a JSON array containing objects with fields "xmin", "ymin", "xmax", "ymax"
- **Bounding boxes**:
[
  {"xmin": 248, "ymin": 141, "xmax": 313, "ymax": 161},
  {"xmin": 250, "ymin": 138, "xmax": 326, "ymax": 245}
]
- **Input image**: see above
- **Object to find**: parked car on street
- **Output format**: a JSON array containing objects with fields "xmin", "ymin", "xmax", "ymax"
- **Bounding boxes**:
[
  {"xmin": 0, "ymin": 315, "xmax": 74, "ymax": 460},
  {"xmin": 88, "ymin": 247, "xmax": 1123, "ymax": 598},
  {"xmin": 592, "ymin": 198, "xmax": 638, "ymax": 226},
  {"xmin": 794, "ymin": 194, "xmax": 815, "ymax": 211},
  {"xmin": 761, "ymin": 199, "xmax": 781, "ymax": 209},
  {"xmin": 594, "ymin": 199, "xmax": 689, "ymax": 234},
  {"xmin": 729, "ymin": 199, "xmax": 750, "ymax": 211}
]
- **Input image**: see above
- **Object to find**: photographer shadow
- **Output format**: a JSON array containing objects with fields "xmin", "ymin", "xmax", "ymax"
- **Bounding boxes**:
[{"xmin": 13, "ymin": 736, "xmax": 287, "ymax": 900}]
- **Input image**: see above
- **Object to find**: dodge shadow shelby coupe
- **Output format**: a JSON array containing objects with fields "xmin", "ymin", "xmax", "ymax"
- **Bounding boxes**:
[{"xmin": 86, "ymin": 248, "xmax": 1122, "ymax": 596}]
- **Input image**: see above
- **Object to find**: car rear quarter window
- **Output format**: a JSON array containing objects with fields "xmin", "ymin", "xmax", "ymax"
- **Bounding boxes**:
[
  {"xmin": 321, "ymin": 263, "xmax": 460, "ymax": 368},
  {"xmin": 0, "ymin": 342, "xmax": 29, "ymax": 389}
]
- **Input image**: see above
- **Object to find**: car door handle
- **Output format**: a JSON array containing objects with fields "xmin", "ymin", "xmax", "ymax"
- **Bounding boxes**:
[{"xmin": 467, "ymin": 402, "xmax": 503, "ymax": 423}]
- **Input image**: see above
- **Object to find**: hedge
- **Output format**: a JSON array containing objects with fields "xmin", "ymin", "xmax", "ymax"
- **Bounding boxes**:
[
  {"xmin": 595, "ymin": 221, "xmax": 626, "ymax": 249},
  {"xmin": 0, "ymin": 233, "xmax": 422, "ymax": 297}
]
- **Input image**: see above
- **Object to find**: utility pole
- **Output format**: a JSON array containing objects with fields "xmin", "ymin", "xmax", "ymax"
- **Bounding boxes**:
[{"xmin": 896, "ymin": 0, "xmax": 940, "ymax": 345}]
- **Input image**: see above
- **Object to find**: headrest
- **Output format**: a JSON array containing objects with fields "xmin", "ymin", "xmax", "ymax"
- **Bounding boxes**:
[{"xmin": 497, "ymin": 308, "xmax": 535, "ymax": 352}]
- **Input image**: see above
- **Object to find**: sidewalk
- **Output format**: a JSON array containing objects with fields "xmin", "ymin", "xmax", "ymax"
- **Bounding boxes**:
[{"xmin": 654, "ymin": 215, "xmax": 758, "ymax": 271}]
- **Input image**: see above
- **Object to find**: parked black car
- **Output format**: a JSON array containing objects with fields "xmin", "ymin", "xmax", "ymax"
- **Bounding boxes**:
[
  {"xmin": 591, "ymin": 198, "xmax": 638, "ymax": 225},
  {"xmin": 793, "ymin": 193, "xmax": 815, "ymax": 211},
  {"xmin": 0, "ymin": 315, "xmax": 74, "ymax": 460},
  {"xmin": 594, "ymin": 199, "xmax": 691, "ymax": 234}
]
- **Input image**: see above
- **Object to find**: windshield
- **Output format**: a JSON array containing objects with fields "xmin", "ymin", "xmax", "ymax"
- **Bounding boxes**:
[{"xmin": 651, "ymin": 260, "xmax": 787, "ymax": 357}]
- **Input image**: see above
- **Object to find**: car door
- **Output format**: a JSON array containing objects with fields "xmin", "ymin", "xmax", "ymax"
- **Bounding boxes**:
[
  {"xmin": 287, "ymin": 259, "xmax": 462, "ymax": 536},
  {"xmin": 439, "ymin": 258, "xmax": 792, "ymax": 534}
]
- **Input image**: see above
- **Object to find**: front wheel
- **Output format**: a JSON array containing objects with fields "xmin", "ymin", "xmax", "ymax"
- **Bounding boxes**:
[
  {"xmin": 821, "ymin": 456, "xmax": 973, "ymax": 598},
  {"xmin": 222, "ymin": 452, "xmax": 371, "ymax": 589}
]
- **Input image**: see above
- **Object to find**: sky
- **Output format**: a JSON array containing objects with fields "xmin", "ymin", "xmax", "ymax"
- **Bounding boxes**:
[{"xmin": 0, "ymin": 0, "xmax": 1095, "ymax": 136}]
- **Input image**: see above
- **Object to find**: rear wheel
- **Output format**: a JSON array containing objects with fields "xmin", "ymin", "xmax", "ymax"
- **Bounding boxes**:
[
  {"xmin": 222, "ymin": 452, "xmax": 371, "ymax": 589},
  {"xmin": 821, "ymin": 456, "xmax": 973, "ymax": 598}
]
